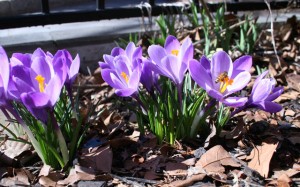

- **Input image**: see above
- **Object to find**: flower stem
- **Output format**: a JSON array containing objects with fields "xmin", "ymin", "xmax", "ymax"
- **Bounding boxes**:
[
  {"xmin": 50, "ymin": 112, "xmax": 69, "ymax": 166},
  {"xmin": 190, "ymin": 99, "xmax": 216, "ymax": 138}
]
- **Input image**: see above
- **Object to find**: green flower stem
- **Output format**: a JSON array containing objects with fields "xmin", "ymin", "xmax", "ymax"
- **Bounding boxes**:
[
  {"xmin": 51, "ymin": 112, "xmax": 69, "ymax": 166},
  {"xmin": 190, "ymin": 99, "xmax": 216, "ymax": 138},
  {"xmin": 3, "ymin": 105, "xmax": 46, "ymax": 164},
  {"xmin": 69, "ymin": 111, "xmax": 82, "ymax": 163}
]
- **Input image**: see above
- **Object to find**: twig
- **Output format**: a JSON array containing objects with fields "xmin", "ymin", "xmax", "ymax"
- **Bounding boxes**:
[
  {"xmin": 264, "ymin": 0, "xmax": 282, "ymax": 70},
  {"xmin": 198, "ymin": 0, "xmax": 214, "ymax": 24}
]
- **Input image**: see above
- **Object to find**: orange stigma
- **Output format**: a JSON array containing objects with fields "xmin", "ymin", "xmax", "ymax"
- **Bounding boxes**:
[
  {"xmin": 121, "ymin": 72, "xmax": 129, "ymax": 83},
  {"xmin": 35, "ymin": 75, "xmax": 45, "ymax": 93},
  {"xmin": 171, "ymin": 49, "xmax": 179, "ymax": 56}
]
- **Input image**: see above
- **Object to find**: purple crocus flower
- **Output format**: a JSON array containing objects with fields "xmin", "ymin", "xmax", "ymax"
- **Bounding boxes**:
[
  {"xmin": 148, "ymin": 35, "xmax": 193, "ymax": 85},
  {"xmin": 189, "ymin": 51, "xmax": 252, "ymax": 107},
  {"xmin": 247, "ymin": 70, "xmax": 283, "ymax": 112},
  {"xmin": 0, "ymin": 46, "xmax": 10, "ymax": 105},
  {"xmin": 100, "ymin": 43, "xmax": 142, "ymax": 97},
  {"xmin": 99, "ymin": 42, "xmax": 142, "ymax": 70},
  {"xmin": 9, "ymin": 48, "xmax": 67, "ymax": 123}
]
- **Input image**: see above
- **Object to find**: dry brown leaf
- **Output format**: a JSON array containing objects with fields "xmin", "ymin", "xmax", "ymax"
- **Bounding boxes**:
[
  {"xmin": 165, "ymin": 162, "xmax": 188, "ymax": 176},
  {"xmin": 247, "ymin": 140, "xmax": 279, "ymax": 178},
  {"xmin": 272, "ymin": 168, "xmax": 300, "ymax": 179},
  {"xmin": 196, "ymin": 145, "xmax": 240, "ymax": 173},
  {"xmin": 286, "ymin": 73, "xmax": 300, "ymax": 92},
  {"xmin": 57, "ymin": 167, "xmax": 95, "ymax": 186},
  {"xmin": 39, "ymin": 176, "xmax": 58, "ymax": 187},
  {"xmin": 79, "ymin": 145, "xmax": 112, "ymax": 173},
  {"xmin": 0, "ymin": 168, "xmax": 33, "ymax": 186},
  {"xmin": 38, "ymin": 164, "xmax": 51, "ymax": 177},
  {"xmin": 277, "ymin": 173, "xmax": 292, "ymax": 187},
  {"xmin": 166, "ymin": 173, "xmax": 206, "ymax": 187},
  {"xmin": 2, "ymin": 135, "xmax": 31, "ymax": 159},
  {"xmin": 275, "ymin": 90, "xmax": 299, "ymax": 103}
]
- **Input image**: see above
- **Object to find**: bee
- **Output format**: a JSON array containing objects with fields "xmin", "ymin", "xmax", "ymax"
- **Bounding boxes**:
[{"xmin": 215, "ymin": 71, "xmax": 228, "ymax": 83}]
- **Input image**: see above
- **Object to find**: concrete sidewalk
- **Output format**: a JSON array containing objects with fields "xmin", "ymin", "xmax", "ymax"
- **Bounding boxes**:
[{"xmin": 0, "ymin": 7, "xmax": 299, "ymax": 74}]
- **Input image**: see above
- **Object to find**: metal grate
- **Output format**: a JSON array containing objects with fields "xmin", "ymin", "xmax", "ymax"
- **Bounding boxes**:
[{"xmin": 0, "ymin": 0, "xmax": 297, "ymax": 29}]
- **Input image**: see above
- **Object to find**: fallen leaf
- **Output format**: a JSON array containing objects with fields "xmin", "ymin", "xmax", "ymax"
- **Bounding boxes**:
[
  {"xmin": 196, "ymin": 145, "xmax": 240, "ymax": 173},
  {"xmin": 79, "ymin": 145, "xmax": 113, "ymax": 172},
  {"xmin": 165, "ymin": 162, "xmax": 188, "ymax": 176},
  {"xmin": 272, "ymin": 168, "xmax": 300, "ymax": 179},
  {"xmin": 166, "ymin": 173, "xmax": 206, "ymax": 187},
  {"xmin": 57, "ymin": 167, "xmax": 95, "ymax": 186},
  {"xmin": 286, "ymin": 73, "xmax": 300, "ymax": 92},
  {"xmin": 247, "ymin": 140, "xmax": 279, "ymax": 177},
  {"xmin": 277, "ymin": 173, "xmax": 292, "ymax": 187}
]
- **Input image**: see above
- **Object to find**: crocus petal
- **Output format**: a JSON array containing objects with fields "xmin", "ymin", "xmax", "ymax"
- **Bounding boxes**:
[
  {"xmin": 266, "ymin": 86, "xmax": 284, "ymax": 101},
  {"xmin": 164, "ymin": 35, "xmax": 180, "ymax": 54},
  {"xmin": 200, "ymin": 55, "xmax": 211, "ymax": 72},
  {"xmin": 207, "ymin": 89, "xmax": 224, "ymax": 101},
  {"xmin": 31, "ymin": 57, "xmax": 53, "ymax": 83},
  {"xmin": 69, "ymin": 54, "xmax": 80, "ymax": 82},
  {"xmin": 99, "ymin": 61, "xmax": 111, "ymax": 69},
  {"xmin": 13, "ymin": 76, "xmax": 35, "ymax": 94},
  {"xmin": 11, "ymin": 53, "xmax": 32, "ymax": 67},
  {"xmin": 148, "ymin": 45, "xmax": 167, "ymax": 64},
  {"xmin": 20, "ymin": 93, "xmax": 49, "ymax": 123},
  {"xmin": 161, "ymin": 55, "xmax": 181, "ymax": 84},
  {"xmin": 111, "ymin": 47, "xmax": 125, "ymax": 56},
  {"xmin": 101, "ymin": 69, "xmax": 125, "ymax": 89},
  {"xmin": 251, "ymin": 79, "xmax": 272, "ymax": 102},
  {"xmin": 189, "ymin": 59, "xmax": 213, "ymax": 91},
  {"xmin": 231, "ymin": 55, "xmax": 252, "ymax": 78},
  {"xmin": 211, "ymin": 51, "xmax": 233, "ymax": 88},
  {"xmin": 45, "ymin": 75, "xmax": 63, "ymax": 106},
  {"xmin": 252, "ymin": 70, "xmax": 269, "ymax": 93},
  {"xmin": 53, "ymin": 56, "xmax": 68, "ymax": 85},
  {"xmin": 223, "ymin": 97, "xmax": 248, "ymax": 107},
  {"xmin": 256, "ymin": 101, "xmax": 282, "ymax": 113},
  {"xmin": 21, "ymin": 92, "xmax": 50, "ymax": 108},
  {"xmin": 102, "ymin": 55, "xmax": 114, "ymax": 68},
  {"xmin": 132, "ymin": 47, "xmax": 142, "ymax": 62},
  {"xmin": 32, "ymin": 48, "xmax": 46, "ymax": 59},
  {"xmin": 125, "ymin": 42, "xmax": 136, "ymax": 59},
  {"xmin": 115, "ymin": 88, "xmax": 136, "ymax": 97},
  {"xmin": 225, "ymin": 71, "xmax": 251, "ymax": 96},
  {"xmin": 179, "ymin": 38, "xmax": 193, "ymax": 64},
  {"xmin": 0, "ymin": 46, "xmax": 10, "ymax": 93},
  {"xmin": 128, "ymin": 66, "xmax": 141, "ymax": 90}
]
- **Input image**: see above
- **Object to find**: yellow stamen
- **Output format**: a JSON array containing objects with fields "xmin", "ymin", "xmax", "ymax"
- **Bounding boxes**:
[
  {"xmin": 121, "ymin": 72, "xmax": 129, "ymax": 83},
  {"xmin": 171, "ymin": 49, "xmax": 179, "ymax": 56},
  {"xmin": 219, "ymin": 77, "xmax": 234, "ymax": 93},
  {"xmin": 35, "ymin": 75, "xmax": 45, "ymax": 93}
]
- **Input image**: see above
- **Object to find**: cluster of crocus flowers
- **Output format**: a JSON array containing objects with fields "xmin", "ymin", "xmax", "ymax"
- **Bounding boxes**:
[
  {"xmin": 99, "ymin": 42, "xmax": 142, "ymax": 97},
  {"xmin": 8, "ymin": 48, "xmax": 80, "ymax": 123},
  {"xmin": 100, "ymin": 35, "xmax": 283, "ymax": 112},
  {"xmin": 0, "ymin": 46, "xmax": 80, "ymax": 167}
]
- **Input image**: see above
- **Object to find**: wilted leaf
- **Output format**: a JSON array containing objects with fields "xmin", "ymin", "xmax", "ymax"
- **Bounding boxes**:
[
  {"xmin": 57, "ymin": 167, "xmax": 95, "ymax": 186},
  {"xmin": 247, "ymin": 140, "xmax": 279, "ymax": 177},
  {"xmin": 196, "ymin": 145, "xmax": 240, "ymax": 173}
]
